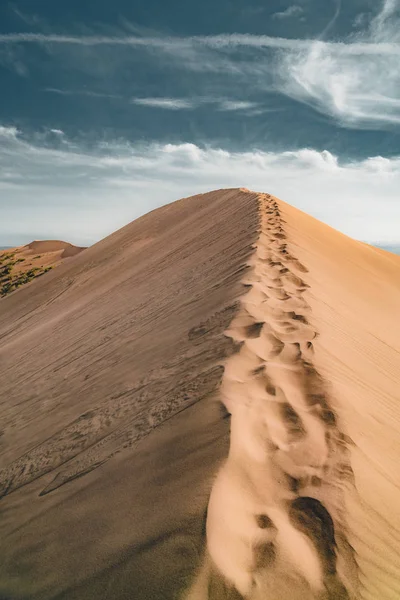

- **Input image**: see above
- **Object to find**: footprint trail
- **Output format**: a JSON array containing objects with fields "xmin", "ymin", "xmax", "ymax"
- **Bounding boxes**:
[{"xmin": 186, "ymin": 193, "xmax": 357, "ymax": 600}]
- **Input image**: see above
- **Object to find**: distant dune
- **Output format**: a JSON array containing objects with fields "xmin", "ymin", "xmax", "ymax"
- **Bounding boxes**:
[
  {"xmin": 0, "ymin": 189, "xmax": 399, "ymax": 600},
  {"xmin": 25, "ymin": 239, "xmax": 86, "ymax": 258},
  {"xmin": 0, "ymin": 240, "xmax": 86, "ymax": 297}
]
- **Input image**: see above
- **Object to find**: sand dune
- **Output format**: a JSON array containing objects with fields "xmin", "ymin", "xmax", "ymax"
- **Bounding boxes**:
[
  {"xmin": 0, "ymin": 240, "xmax": 86, "ymax": 298},
  {"xmin": 25, "ymin": 240, "xmax": 85, "ymax": 259},
  {"xmin": 0, "ymin": 189, "xmax": 399, "ymax": 599}
]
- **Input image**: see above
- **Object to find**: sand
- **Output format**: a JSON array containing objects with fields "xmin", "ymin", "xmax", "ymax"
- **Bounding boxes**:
[{"xmin": 0, "ymin": 189, "xmax": 399, "ymax": 599}]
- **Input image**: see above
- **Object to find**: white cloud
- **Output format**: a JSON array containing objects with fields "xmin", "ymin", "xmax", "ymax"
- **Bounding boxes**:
[
  {"xmin": 131, "ymin": 97, "xmax": 259, "ymax": 112},
  {"xmin": 272, "ymin": 5, "xmax": 303, "ymax": 20},
  {"xmin": 132, "ymin": 97, "xmax": 194, "ymax": 110},
  {"xmin": 0, "ymin": 127, "xmax": 399, "ymax": 245},
  {"xmin": 276, "ymin": 0, "xmax": 400, "ymax": 127},
  {"xmin": 0, "ymin": 125, "xmax": 19, "ymax": 139},
  {"xmin": 217, "ymin": 100, "xmax": 258, "ymax": 111},
  {"xmin": 50, "ymin": 129, "xmax": 64, "ymax": 135},
  {"xmin": 1, "ymin": 1, "xmax": 399, "ymax": 129}
]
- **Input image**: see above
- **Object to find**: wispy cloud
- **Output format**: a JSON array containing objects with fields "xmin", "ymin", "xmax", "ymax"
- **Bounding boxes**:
[
  {"xmin": 277, "ymin": 0, "xmax": 400, "ymax": 127},
  {"xmin": 217, "ymin": 100, "xmax": 258, "ymax": 111},
  {"xmin": 0, "ymin": 43, "xmax": 28, "ymax": 77},
  {"xmin": 10, "ymin": 4, "xmax": 44, "ymax": 27},
  {"xmin": 1, "ymin": 0, "xmax": 400, "ymax": 129},
  {"xmin": 131, "ymin": 96, "xmax": 260, "ymax": 112},
  {"xmin": 1, "ymin": 125, "xmax": 399, "ymax": 245},
  {"xmin": 0, "ymin": 31, "xmax": 398, "ymax": 55},
  {"xmin": 272, "ymin": 5, "xmax": 303, "ymax": 20},
  {"xmin": 353, "ymin": 13, "xmax": 369, "ymax": 29},
  {"xmin": 132, "ymin": 97, "xmax": 194, "ymax": 110},
  {"xmin": 45, "ymin": 87, "xmax": 121, "ymax": 99}
]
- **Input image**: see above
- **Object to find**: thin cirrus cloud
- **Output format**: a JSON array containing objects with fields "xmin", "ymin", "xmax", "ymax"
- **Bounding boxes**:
[
  {"xmin": 218, "ymin": 100, "xmax": 257, "ymax": 111},
  {"xmin": 132, "ymin": 97, "xmax": 195, "ymax": 110},
  {"xmin": 45, "ymin": 87, "xmax": 121, "ymax": 99},
  {"xmin": 131, "ymin": 97, "xmax": 259, "ymax": 112},
  {"xmin": 272, "ymin": 5, "xmax": 304, "ymax": 20},
  {"xmin": 1, "ymin": 0, "xmax": 400, "ymax": 129},
  {"xmin": 1, "ymin": 125, "xmax": 400, "ymax": 246},
  {"xmin": 0, "ymin": 31, "xmax": 398, "ymax": 53}
]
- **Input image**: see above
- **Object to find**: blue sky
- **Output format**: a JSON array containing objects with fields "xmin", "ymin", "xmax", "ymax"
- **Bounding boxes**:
[{"xmin": 1, "ymin": 0, "xmax": 400, "ymax": 246}]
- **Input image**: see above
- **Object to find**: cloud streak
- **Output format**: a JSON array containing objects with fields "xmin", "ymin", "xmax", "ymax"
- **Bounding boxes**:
[
  {"xmin": 131, "ymin": 97, "xmax": 260, "ymax": 112},
  {"xmin": 45, "ymin": 88, "xmax": 120, "ymax": 99},
  {"xmin": 0, "ymin": 31, "xmax": 399, "ymax": 55},
  {"xmin": 1, "ymin": 126, "xmax": 399, "ymax": 245},
  {"xmin": 132, "ymin": 97, "xmax": 194, "ymax": 110},
  {"xmin": 218, "ymin": 100, "xmax": 258, "ymax": 111},
  {"xmin": 272, "ymin": 5, "xmax": 303, "ymax": 20}
]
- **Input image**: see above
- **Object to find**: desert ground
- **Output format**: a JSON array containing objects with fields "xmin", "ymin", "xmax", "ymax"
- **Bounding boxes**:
[{"xmin": 0, "ymin": 189, "xmax": 399, "ymax": 600}]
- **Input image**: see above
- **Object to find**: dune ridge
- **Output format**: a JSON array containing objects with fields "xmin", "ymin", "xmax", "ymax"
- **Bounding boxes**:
[{"xmin": 186, "ymin": 193, "xmax": 355, "ymax": 599}]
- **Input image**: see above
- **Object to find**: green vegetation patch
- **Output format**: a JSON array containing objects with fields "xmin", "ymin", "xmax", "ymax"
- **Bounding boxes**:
[{"xmin": 0, "ymin": 253, "xmax": 54, "ymax": 298}]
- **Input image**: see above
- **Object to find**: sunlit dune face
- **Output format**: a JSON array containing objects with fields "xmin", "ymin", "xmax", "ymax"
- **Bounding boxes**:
[{"xmin": 185, "ymin": 194, "xmax": 354, "ymax": 600}]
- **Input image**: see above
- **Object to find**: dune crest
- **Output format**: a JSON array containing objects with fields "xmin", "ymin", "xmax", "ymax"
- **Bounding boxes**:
[{"xmin": 186, "ymin": 194, "xmax": 354, "ymax": 599}]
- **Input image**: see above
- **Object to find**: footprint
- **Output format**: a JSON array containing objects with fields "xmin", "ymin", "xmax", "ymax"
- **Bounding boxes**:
[
  {"xmin": 275, "ymin": 343, "xmax": 302, "ymax": 365},
  {"xmin": 281, "ymin": 272, "xmax": 309, "ymax": 292},
  {"xmin": 244, "ymin": 322, "xmax": 264, "ymax": 338},
  {"xmin": 280, "ymin": 403, "xmax": 305, "ymax": 439},
  {"xmin": 255, "ymin": 514, "xmax": 275, "ymax": 529},
  {"xmin": 273, "ymin": 324, "xmax": 316, "ymax": 344},
  {"xmin": 289, "ymin": 259, "xmax": 309, "ymax": 273},
  {"xmin": 245, "ymin": 327, "xmax": 284, "ymax": 361},
  {"xmin": 291, "ymin": 313, "xmax": 309, "ymax": 324},
  {"xmin": 289, "ymin": 497, "xmax": 337, "ymax": 576},
  {"xmin": 254, "ymin": 542, "xmax": 276, "ymax": 569},
  {"xmin": 300, "ymin": 340, "xmax": 314, "ymax": 360}
]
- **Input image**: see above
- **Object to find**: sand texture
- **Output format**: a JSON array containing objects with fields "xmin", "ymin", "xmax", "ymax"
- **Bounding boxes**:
[{"xmin": 0, "ymin": 189, "xmax": 399, "ymax": 599}]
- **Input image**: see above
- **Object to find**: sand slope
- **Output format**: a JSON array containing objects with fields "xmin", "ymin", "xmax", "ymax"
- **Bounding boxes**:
[
  {"xmin": 280, "ymin": 200, "xmax": 400, "ymax": 600},
  {"xmin": 0, "ymin": 189, "xmax": 399, "ymax": 599},
  {"xmin": 0, "ymin": 189, "xmax": 259, "ymax": 599}
]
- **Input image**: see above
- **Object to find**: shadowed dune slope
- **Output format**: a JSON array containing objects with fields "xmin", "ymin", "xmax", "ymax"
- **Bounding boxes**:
[
  {"xmin": 0, "ymin": 189, "xmax": 399, "ymax": 600},
  {"xmin": 0, "ymin": 189, "xmax": 259, "ymax": 600}
]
